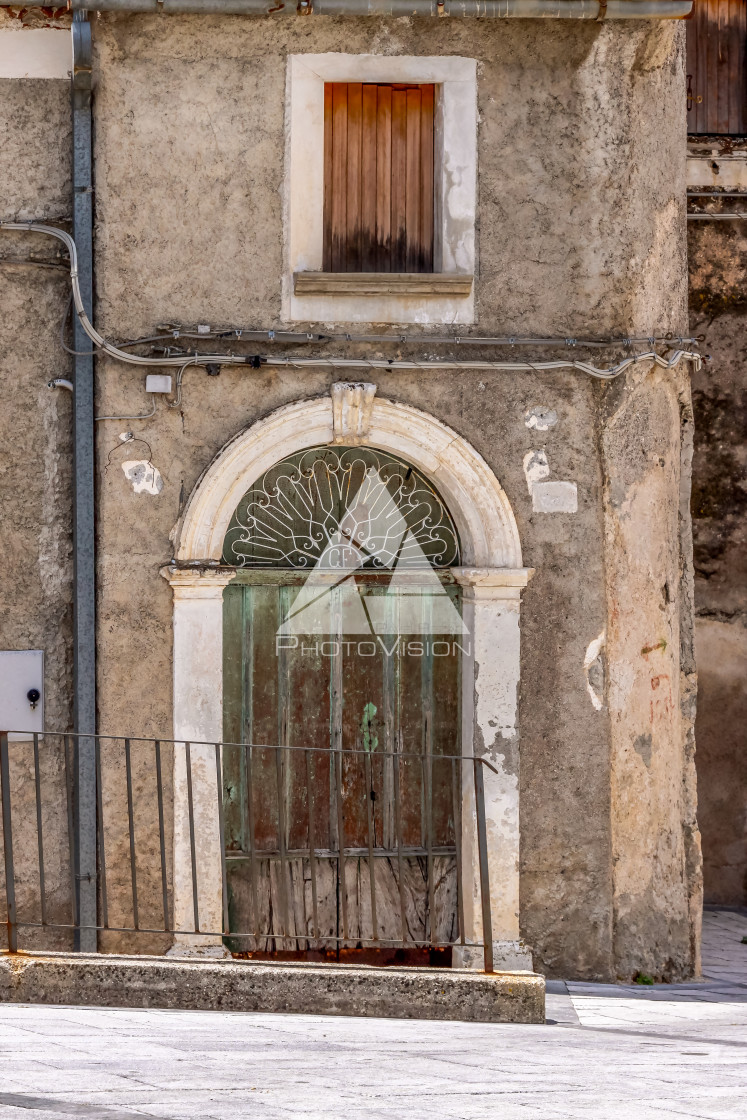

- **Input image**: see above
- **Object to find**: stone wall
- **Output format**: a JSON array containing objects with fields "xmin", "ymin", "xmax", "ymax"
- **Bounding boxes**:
[{"xmin": 689, "ymin": 198, "xmax": 747, "ymax": 907}]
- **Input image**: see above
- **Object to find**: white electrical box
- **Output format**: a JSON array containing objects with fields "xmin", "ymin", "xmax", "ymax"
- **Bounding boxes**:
[
  {"xmin": 145, "ymin": 374, "xmax": 173, "ymax": 394},
  {"xmin": 0, "ymin": 651, "xmax": 44, "ymax": 741}
]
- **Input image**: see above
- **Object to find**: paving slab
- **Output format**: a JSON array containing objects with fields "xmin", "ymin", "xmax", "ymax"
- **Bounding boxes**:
[{"xmin": 0, "ymin": 910, "xmax": 743, "ymax": 1119}]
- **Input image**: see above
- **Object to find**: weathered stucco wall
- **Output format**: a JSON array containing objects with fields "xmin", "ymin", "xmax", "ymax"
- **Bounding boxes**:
[
  {"xmin": 0, "ymin": 66, "xmax": 74, "ymax": 947},
  {"xmin": 81, "ymin": 16, "xmax": 697, "ymax": 979},
  {"xmin": 689, "ymin": 210, "xmax": 747, "ymax": 907},
  {"xmin": 600, "ymin": 365, "xmax": 701, "ymax": 980}
]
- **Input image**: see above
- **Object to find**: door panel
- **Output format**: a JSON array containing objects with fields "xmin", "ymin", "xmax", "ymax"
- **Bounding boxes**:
[{"xmin": 222, "ymin": 575, "xmax": 461, "ymax": 954}]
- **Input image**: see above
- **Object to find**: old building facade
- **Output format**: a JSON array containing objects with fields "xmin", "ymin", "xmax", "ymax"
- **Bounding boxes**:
[
  {"xmin": 1, "ymin": 1, "xmax": 708, "ymax": 982},
  {"xmin": 686, "ymin": 0, "xmax": 747, "ymax": 911}
]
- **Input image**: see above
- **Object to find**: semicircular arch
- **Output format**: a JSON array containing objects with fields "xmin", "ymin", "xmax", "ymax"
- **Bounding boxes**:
[{"xmin": 174, "ymin": 395, "xmax": 523, "ymax": 569}]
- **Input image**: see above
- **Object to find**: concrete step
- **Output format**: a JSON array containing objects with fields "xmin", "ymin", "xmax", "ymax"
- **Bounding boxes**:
[{"xmin": 0, "ymin": 950, "xmax": 544, "ymax": 1024}]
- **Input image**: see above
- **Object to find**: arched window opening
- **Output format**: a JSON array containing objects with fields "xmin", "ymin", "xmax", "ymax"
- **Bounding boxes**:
[{"xmin": 222, "ymin": 445, "xmax": 461, "ymax": 570}]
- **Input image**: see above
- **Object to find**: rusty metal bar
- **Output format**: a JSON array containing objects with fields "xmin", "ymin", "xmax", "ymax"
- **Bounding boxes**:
[
  {"xmin": 124, "ymin": 738, "xmax": 139, "ymax": 930},
  {"xmin": 184, "ymin": 742, "xmax": 200, "ymax": 933},
  {"xmin": 275, "ymin": 747, "xmax": 290, "ymax": 947},
  {"xmin": 473, "ymin": 758, "xmax": 494, "ymax": 974},
  {"xmin": 11, "ymin": 729, "xmax": 493, "ymax": 766},
  {"xmin": 32, "ymin": 733, "xmax": 47, "ymax": 928},
  {"xmin": 94, "ymin": 737, "xmax": 109, "ymax": 929},
  {"xmin": 63, "ymin": 735, "xmax": 78, "ymax": 930},
  {"xmin": 154, "ymin": 740, "xmax": 169, "ymax": 933},
  {"xmin": 424, "ymin": 749, "xmax": 435, "ymax": 948},
  {"xmin": 215, "ymin": 742, "xmax": 230, "ymax": 937},
  {"xmin": 0, "ymin": 733, "xmax": 18, "ymax": 952},
  {"xmin": 244, "ymin": 743, "xmax": 259, "ymax": 947},
  {"xmin": 393, "ymin": 744, "xmax": 407, "ymax": 945},
  {"xmin": 14, "ymin": 919, "xmax": 462, "ymax": 947},
  {"xmin": 452, "ymin": 756, "xmax": 465, "ymax": 946},
  {"xmin": 334, "ymin": 749, "xmax": 349, "ymax": 945},
  {"xmin": 364, "ymin": 749, "xmax": 378, "ymax": 942},
  {"xmin": 305, "ymin": 748, "xmax": 320, "ymax": 943},
  {"xmin": 225, "ymin": 844, "xmax": 456, "ymax": 861}
]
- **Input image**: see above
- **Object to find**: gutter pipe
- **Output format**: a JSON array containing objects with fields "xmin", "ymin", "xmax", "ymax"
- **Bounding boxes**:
[
  {"xmin": 71, "ymin": 11, "xmax": 97, "ymax": 954},
  {"xmin": 34, "ymin": 0, "xmax": 693, "ymax": 18}
]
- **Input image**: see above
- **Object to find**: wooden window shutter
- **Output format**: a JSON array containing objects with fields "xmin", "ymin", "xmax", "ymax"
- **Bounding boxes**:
[
  {"xmin": 686, "ymin": 0, "xmax": 747, "ymax": 135},
  {"xmin": 323, "ymin": 83, "xmax": 435, "ymax": 273}
]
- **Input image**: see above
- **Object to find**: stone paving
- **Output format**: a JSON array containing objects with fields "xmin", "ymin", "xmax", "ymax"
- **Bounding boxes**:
[{"xmin": 0, "ymin": 909, "xmax": 745, "ymax": 1119}]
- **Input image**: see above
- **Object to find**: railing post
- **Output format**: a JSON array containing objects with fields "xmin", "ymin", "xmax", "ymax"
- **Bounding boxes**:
[
  {"xmin": 473, "ymin": 758, "xmax": 494, "ymax": 974},
  {"xmin": 0, "ymin": 733, "xmax": 18, "ymax": 953}
]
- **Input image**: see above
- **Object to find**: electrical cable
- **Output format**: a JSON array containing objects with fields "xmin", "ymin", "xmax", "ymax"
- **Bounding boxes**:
[
  {"xmin": 1, "ymin": 221, "xmax": 702, "ymax": 383},
  {"xmin": 687, "ymin": 213, "xmax": 747, "ymax": 221},
  {"xmin": 167, "ymin": 358, "xmax": 199, "ymax": 410},
  {"xmin": 120, "ymin": 327, "xmax": 700, "ymax": 348},
  {"xmin": 95, "ymin": 395, "xmax": 158, "ymax": 422},
  {"xmin": 60, "ymin": 292, "xmax": 100, "ymax": 356},
  {"xmin": 253, "ymin": 350, "xmax": 701, "ymax": 380}
]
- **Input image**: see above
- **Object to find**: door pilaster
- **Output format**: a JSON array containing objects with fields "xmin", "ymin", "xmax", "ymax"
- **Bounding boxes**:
[{"xmin": 452, "ymin": 567, "xmax": 534, "ymax": 971}]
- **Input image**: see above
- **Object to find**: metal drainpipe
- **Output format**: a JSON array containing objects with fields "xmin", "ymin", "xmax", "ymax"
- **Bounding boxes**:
[
  {"xmin": 25, "ymin": 0, "xmax": 695, "ymax": 17},
  {"xmin": 72, "ymin": 10, "xmax": 98, "ymax": 954}
]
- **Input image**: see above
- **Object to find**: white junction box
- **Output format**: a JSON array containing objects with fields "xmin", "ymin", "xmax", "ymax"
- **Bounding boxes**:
[
  {"xmin": 145, "ymin": 374, "xmax": 173, "ymax": 394},
  {"xmin": 0, "ymin": 650, "xmax": 44, "ymax": 740}
]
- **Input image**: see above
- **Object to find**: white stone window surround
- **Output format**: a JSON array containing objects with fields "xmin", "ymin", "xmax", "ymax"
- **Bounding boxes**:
[{"xmin": 284, "ymin": 53, "xmax": 478, "ymax": 325}]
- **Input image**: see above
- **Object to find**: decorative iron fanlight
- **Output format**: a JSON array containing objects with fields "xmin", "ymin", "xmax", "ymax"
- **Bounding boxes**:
[{"xmin": 222, "ymin": 445, "xmax": 460, "ymax": 569}]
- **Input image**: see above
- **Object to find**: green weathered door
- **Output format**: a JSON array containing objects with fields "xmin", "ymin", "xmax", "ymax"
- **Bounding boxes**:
[{"xmin": 220, "ymin": 446, "xmax": 463, "ymax": 955}]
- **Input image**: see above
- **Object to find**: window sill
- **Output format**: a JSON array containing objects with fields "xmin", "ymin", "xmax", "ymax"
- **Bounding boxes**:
[{"xmin": 293, "ymin": 272, "xmax": 474, "ymax": 297}]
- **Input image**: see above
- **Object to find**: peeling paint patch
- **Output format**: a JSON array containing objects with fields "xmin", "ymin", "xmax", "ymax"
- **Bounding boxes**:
[
  {"xmin": 121, "ymin": 460, "xmax": 163, "ymax": 496},
  {"xmin": 522, "ymin": 450, "xmax": 550, "ymax": 495},
  {"xmin": 524, "ymin": 405, "xmax": 558, "ymax": 431},
  {"xmin": 523, "ymin": 450, "xmax": 578, "ymax": 512},
  {"xmin": 584, "ymin": 631, "xmax": 606, "ymax": 711},
  {"xmin": 532, "ymin": 480, "xmax": 578, "ymax": 513}
]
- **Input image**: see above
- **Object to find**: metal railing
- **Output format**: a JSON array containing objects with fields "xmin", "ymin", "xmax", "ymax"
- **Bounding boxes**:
[{"xmin": 0, "ymin": 731, "xmax": 496, "ymax": 972}]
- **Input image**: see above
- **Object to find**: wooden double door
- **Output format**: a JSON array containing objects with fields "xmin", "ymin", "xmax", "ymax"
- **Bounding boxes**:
[{"xmin": 221, "ymin": 572, "xmax": 463, "ymax": 957}]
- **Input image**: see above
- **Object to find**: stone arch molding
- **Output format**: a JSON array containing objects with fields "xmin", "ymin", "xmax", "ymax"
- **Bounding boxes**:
[
  {"xmin": 174, "ymin": 392, "xmax": 523, "ymax": 569},
  {"xmin": 165, "ymin": 386, "xmax": 533, "ymax": 972}
]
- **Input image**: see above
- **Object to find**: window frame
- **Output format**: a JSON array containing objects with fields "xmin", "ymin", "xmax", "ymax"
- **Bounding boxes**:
[{"xmin": 285, "ymin": 54, "xmax": 477, "ymax": 325}]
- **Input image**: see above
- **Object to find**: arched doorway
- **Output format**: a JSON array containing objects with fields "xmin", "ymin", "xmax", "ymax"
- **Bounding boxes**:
[
  {"xmin": 164, "ymin": 388, "xmax": 533, "ymax": 968},
  {"xmin": 220, "ymin": 445, "xmax": 465, "ymax": 960}
]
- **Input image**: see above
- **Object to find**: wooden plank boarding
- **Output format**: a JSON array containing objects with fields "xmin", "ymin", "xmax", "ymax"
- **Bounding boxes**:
[
  {"xmin": 375, "ymin": 84, "xmax": 392, "ymax": 272},
  {"xmin": 686, "ymin": 0, "xmax": 746, "ymax": 135}
]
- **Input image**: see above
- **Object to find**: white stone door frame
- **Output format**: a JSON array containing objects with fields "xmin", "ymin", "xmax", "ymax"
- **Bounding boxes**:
[{"xmin": 163, "ymin": 389, "xmax": 533, "ymax": 968}]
